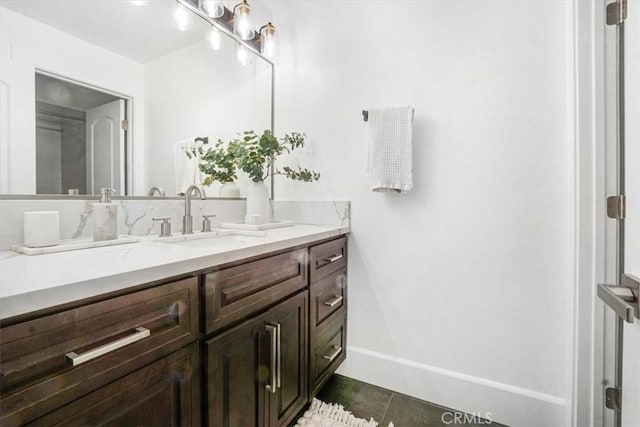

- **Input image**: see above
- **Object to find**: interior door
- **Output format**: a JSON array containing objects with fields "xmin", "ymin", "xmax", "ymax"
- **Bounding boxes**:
[
  {"xmin": 621, "ymin": 2, "xmax": 640, "ymax": 426},
  {"xmin": 86, "ymin": 99, "xmax": 125, "ymax": 195},
  {"xmin": 0, "ymin": 45, "xmax": 36, "ymax": 194}
]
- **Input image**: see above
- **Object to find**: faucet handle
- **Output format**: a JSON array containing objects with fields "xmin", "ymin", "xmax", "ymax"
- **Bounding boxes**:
[
  {"xmin": 202, "ymin": 214, "xmax": 216, "ymax": 233},
  {"xmin": 152, "ymin": 216, "xmax": 172, "ymax": 237}
]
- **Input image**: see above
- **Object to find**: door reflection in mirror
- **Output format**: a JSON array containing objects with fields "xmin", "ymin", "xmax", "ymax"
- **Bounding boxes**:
[{"xmin": 35, "ymin": 73, "xmax": 128, "ymax": 195}]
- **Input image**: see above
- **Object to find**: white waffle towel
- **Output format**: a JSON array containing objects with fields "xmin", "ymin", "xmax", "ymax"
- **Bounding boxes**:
[
  {"xmin": 174, "ymin": 138, "xmax": 204, "ymax": 195},
  {"xmin": 367, "ymin": 106, "xmax": 414, "ymax": 193}
]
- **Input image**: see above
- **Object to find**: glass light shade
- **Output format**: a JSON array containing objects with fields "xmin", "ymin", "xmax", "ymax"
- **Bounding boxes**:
[
  {"xmin": 130, "ymin": 0, "xmax": 151, "ymax": 5},
  {"xmin": 235, "ymin": 43, "xmax": 253, "ymax": 66},
  {"xmin": 260, "ymin": 23, "xmax": 279, "ymax": 58},
  {"xmin": 172, "ymin": 3, "xmax": 194, "ymax": 32},
  {"xmin": 233, "ymin": 1, "xmax": 255, "ymax": 41},
  {"xmin": 206, "ymin": 27, "xmax": 223, "ymax": 51},
  {"xmin": 200, "ymin": 0, "xmax": 225, "ymax": 18}
]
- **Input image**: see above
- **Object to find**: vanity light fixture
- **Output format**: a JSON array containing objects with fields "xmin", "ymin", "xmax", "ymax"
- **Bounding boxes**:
[
  {"xmin": 259, "ymin": 22, "xmax": 279, "ymax": 58},
  {"xmin": 206, "ymin": 26, "xmax": 223, "ymax": 51},
  {"xmin": 177, "ymin": 0, "xmax": 279, "ymax": 62},
  {"xmin": 199, "ymin": 0, "xmax": 224, "ymax": 18},
  {"xmin": 172, "ymin": 2, "xmax": 194, "ymax": 31},
  {"xmin": 233, "ymin": 0, "xmax": 255, "ymax": 41}
]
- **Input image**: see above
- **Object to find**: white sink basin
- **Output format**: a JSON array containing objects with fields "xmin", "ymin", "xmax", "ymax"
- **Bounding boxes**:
[{"xmin": 154, "ymin": 230, "xmax": 267, "ymax": 248}]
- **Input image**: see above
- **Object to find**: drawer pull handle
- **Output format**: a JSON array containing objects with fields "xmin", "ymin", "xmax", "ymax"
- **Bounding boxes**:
[
  {"xmin": 324, "ymin": 295, "xmax": 344, "ymax": 308},
  {"xmin": 65, "ymin": 327, "xmax": 150, "ymax": 367},
  {"xmin": 323, "ymin": 254, "xmax": 343, "ymax": 263},
  {"xmin": 323, "ymin": 345, "xmax": 343, "ymax": 362}
]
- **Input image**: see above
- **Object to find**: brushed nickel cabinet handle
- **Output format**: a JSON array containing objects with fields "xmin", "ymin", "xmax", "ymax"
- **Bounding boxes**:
[
  {"xmin": 65, "ymin": 327, "xmax": 150, "ymax": 366},
  {"xmin": 266, "ymin": 324, "xmax": 278, "ymax": 393},
  {"xmin": 323, "ymin": 345, "xmax": 343, "ymax": 362},
  {"xmin": 323, "ymin": 254, "xmax": 343, "ymax": 263},
  {"xmin": 323, "ymin": 295, "xmax": 343, "ymax": 308},
  {"xmin": 276, "ymin": 322, "xmax": 282, "ymax": 389}
]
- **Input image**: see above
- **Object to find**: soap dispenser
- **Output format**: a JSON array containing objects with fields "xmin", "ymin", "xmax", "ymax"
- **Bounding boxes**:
[{"xmin": 93, "ymin": 188, "xmax": 118, "ymax": 241}]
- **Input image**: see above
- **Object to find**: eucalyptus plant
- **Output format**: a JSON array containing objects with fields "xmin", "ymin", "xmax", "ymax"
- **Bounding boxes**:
[
  {"xmin": 187, "ymin": 139, "xmax": 237, "ymax": 186},
  {"xmin": 189, "ymin": 130, "xmax": 320, "ymax": 185}
]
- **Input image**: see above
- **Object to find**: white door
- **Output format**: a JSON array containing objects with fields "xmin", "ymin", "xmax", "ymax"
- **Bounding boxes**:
[
  {"xmin": 0, "ymin": 43, "xmax": 36, "ymax": 194},
  {"xmin": 86, "ymin": 99, "xmax": 125, "ymax": 195},
  {"xmin": 621, "ymin": 2, "xmax": 640, "ymax": 426}
]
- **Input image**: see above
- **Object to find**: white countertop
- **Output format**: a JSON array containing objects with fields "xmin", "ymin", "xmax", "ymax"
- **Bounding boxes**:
[{"xmin": 0, "ymin": 224, "xmax": 349, "ymax": 320}]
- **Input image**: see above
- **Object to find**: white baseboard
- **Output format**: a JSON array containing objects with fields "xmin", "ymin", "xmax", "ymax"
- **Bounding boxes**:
[{"xmin": 336, "ymin": 346, "xmax": 568, "ymax": 427}]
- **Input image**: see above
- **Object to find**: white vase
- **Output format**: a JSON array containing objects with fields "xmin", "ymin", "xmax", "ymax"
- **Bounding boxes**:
[
  {"xmin": 219, "ymin": 182, "xmax": 241, "ymax": 198},
  {"xmin": 246, "ymin": 181, "xmax": 270, "ymax": 225}
]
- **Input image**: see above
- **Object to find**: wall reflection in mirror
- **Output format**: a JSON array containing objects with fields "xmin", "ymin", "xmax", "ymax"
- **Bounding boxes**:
[{"xmin": 0, "ymin": 0, "xmax": 272, "ymax": 197}]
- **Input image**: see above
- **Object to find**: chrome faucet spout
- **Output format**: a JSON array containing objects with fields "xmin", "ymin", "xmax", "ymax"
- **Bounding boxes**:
[
  {"xmin": 183, "ymin": 185, "xmax": 206, "ymax": 234},
  {"xmin": 147, "ymin": 186, "xmax": 166, "ymax": 197}
]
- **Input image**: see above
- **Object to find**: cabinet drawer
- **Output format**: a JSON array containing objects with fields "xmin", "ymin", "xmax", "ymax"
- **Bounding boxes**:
[
  {"xmin": 28, "ymin": 344, "xmax": 200, "ymax": 427},
  {"xmin": 0, "ymin": 277, "xmax": 198, "ymax": 426},
  {"xmin": 309, "ymin": 237, "xmax": 347, "ymax": 283},
  {"xmin": 203, "ymin": 248, "xmax": 308, "ymax": 335},
  {"xmin": 309, "ymin": 310, "xmax": 347, "ymax": 396},
  {"xmin": 310, "ymin": 268, "xmax": 347, "ymax": 329}
]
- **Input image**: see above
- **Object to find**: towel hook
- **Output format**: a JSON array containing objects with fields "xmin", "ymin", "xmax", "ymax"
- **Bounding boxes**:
[{"xmin": 362, "ymin": 110, "xmax": 369, "ymax": 122}]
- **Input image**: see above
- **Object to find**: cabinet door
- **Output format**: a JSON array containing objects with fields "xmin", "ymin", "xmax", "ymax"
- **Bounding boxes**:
[
  {"xmin": 266, "ymin": 291, "xmax": 308, "ymax": 427},
  {"xmin": 205, "ymin": 291, "xmax": 308, "ymax": 427},
  {"xmin": 205, "ymin": 314, "xmax": 268, "ymax": 427},
  {"xmin": 27, "ymin": 344, "xmax": 200, "ymax": 427}
]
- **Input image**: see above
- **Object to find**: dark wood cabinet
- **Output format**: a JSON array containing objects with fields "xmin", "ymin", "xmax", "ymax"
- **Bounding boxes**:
[
  {"xmin": 27, "ymin": 344, "xmax": 200, "ymax": 427},
  {"xmin": 1, "ymin": 234, "xmax": 348, "ymax": 427},
  {"xmin": 308, "ymin": 238, "xmax": 348, "ymax": 397},
  {"xmin": 205, "ymin": 291, "xmax": 308, "ymax": 427}
]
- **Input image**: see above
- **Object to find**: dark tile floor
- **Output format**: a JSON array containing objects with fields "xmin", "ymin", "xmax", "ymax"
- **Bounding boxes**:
[{"xmin": 312, "ymin": 374, "xmax": 508, "ymax": 427}]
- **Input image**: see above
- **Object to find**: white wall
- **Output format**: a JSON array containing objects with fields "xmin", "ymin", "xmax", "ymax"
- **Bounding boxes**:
[
  {"xmin": 271, "ymin": 1, "xmax": 576, "ymax": 426},
  {"xmin": 0, "ymin": 7, "xmax": 144, "ymax": 194},
  {"xmin": 144, "ymin": 39, "xmax": 271, "ymax": 196}
]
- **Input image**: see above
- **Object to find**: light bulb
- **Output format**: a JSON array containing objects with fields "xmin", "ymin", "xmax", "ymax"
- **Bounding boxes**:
[
  {"xmin": 233, "ymin": 1, "xmax": 255, "ymax": 41},
  {"xmin": 206, "ymin": 27, "xmax": 223, "ymax": 51},
  {"xmin": 235, "ymin": 44, "xmax": 252, "ymax": 66},
  {"xmin": 172, "ymin": 3, "xmax": 194, "ymax": 32},
  {"xmin": 200, "ymin": 0, "xmax": 224, "ymax": 18},
  {"xmin": 260, "ymin": 23, "xmax": 279, "ymax": 58},
  {"xmin": 130, "ymin": 0, "xmax": 151, "ymax": 5}
]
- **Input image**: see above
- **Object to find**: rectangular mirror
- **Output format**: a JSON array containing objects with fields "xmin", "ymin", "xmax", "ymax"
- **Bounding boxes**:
[{"xmin": 0, "ymin": 0, "xmax": 272, "ymax": 197}]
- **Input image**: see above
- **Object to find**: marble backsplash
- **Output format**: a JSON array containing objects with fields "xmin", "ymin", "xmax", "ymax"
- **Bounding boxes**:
[{"xmin": 0, "ymin": 198, "xmax": 350, "ymax": 251}]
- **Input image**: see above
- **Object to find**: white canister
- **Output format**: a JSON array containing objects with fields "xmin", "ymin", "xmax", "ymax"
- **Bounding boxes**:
[
  {"xmin": 24, "ymin": 211, "xmax": 60, "ymax": 248},
  {"xmin": 245, "ymin": 181, "xmax": 270, "ymax": 225}
]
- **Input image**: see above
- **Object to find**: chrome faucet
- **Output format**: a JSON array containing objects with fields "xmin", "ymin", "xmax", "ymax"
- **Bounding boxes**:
[
  {"xmin": 182, "ymin": 185, "xmax": 206, "ymax": 234},
  {"xmin": 147, "ymin": 186, "xmax": 166, "ymax": 197}
]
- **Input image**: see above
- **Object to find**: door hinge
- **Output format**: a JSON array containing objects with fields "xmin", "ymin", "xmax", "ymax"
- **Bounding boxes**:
[
  {"xmin": 607, "ymin": 195, "xmax": 626, "ymax": 219},
  {"xmin": 605, "ymin": 387, "xmax": 622, "ymax": 412},
  {"xmin": 607, "ymin": 0, "xmax": 627, "ymax": 25},
  {"xmin": 121, "ymin": 119, "xmax": 129, "ymax": 131}
]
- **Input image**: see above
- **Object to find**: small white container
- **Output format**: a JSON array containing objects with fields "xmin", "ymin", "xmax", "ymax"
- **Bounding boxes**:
[{"xmin": 24, "ymin": 211, "xmax": 60, "ymax": 248}]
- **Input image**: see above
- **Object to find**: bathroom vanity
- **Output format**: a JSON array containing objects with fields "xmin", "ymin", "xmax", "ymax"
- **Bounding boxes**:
[{"xmin": 0, "ymin": 227, "xmax": 348, "ymax": 426}]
